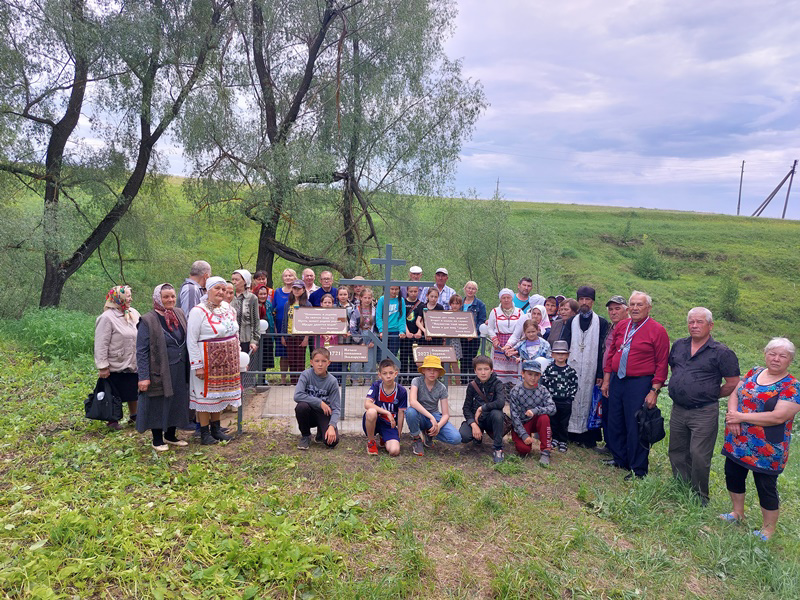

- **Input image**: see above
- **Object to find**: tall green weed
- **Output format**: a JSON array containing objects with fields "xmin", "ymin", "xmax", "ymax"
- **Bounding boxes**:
[{"xmin": 0, "ymin": 308, "xmax": 96, "ymax": 361}]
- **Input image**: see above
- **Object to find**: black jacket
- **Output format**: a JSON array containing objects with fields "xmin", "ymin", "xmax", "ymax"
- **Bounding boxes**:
[{"xmin": 463, "ymin": 373, "xmax": 507, "ymax": 425}]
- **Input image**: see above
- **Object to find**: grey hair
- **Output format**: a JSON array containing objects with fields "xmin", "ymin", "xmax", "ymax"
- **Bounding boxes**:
[
  {"xmin": 189, "ymin": 260, "xmax": 211, "ymax": 276},
  {"xmin": 629, "ymin": 290, "xmax": 652, "ymax": 306},
  {"xmin": 764, "ymin": 337, "xmax": 796, "ymax": 360},
  {"xmin": 687, "ymin": 307, "xmax": 713, "ymax": 323}
]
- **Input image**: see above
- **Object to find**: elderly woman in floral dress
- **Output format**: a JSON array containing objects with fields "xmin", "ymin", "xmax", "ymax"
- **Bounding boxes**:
[
  {"xmin": 187, "ymin": 276, "xmax": 241, "ymax": 445},
  {"xmin": 720, "ymin": 337, "xmax": 800, "ymax": 540}
]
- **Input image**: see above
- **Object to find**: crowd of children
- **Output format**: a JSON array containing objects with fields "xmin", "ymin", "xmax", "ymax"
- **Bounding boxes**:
[{"xmin": 294, "ymin": 345, "xmax": 578, "ymax": 465}]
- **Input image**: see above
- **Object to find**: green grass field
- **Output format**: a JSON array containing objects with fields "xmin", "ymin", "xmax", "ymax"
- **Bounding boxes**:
[{"xmin": 1, "ymin": 337, "xmax": 799, "ymax": 599}]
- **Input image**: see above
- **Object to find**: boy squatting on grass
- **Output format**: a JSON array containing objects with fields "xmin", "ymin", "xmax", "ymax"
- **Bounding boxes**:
[
  {"xmin": 406, "ymin": 355, "xmax": 462, "ymax": 456},
  {"xmin": 294, "ymin": 348, "xmax": 340, "ymax": 450},
  {"xmin": 363, "ymin": 359, "xmax": 408, "ymax": 456},
  {"xmin": 510, "ymin": 360, "xmax": 556, "ymax": 466},
  {"xmin": 460, "ymin": 355, "xmax": 509, "ymax": 464}
]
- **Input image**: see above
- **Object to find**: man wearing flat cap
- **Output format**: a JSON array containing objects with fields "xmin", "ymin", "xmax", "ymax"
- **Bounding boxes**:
[{"xmin": 561, "ymin": 286, "xmax": 609, "ymax": 448}]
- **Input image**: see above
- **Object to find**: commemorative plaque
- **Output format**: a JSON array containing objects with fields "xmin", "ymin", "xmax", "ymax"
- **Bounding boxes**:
[
  {"xmin": 422, "ymin": 311, "xmax": 476, "ymax": 338},
  {"xmin": 327, "ymin": 345, "xmax": 370, "ymax": 363},
  {"xmin": 413, "ymin": 345, "xmax": 458, "ymax": 363},
  {"xmin": 291, "ymin": 307, "xmax": 349, "ymax": 335}
]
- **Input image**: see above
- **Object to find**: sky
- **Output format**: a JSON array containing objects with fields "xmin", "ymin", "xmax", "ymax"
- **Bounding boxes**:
[{"xmin": 444, "ymin": 0, "xmax": 800, "ymax": 219}]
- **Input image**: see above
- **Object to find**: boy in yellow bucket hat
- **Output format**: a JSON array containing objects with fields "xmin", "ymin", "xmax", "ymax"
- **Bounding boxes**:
[{"xmin": 406, "ymin": 355, "xmax": 462, "ymax": 455}]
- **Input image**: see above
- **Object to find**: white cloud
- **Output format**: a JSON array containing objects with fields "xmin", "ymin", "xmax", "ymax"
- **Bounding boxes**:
[{"xmin": 446, "ymin": 0, "xmax": 800, "ymax": 218}]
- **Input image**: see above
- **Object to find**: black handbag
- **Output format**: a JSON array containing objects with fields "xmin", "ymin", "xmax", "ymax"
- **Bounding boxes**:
[
  {"xmin": 636, "ymin": 405, "xmax": 666, "ymax": 449},
  {"xmin": 85, "ymin": 377, "xmax": 123, "ymax": 422}
]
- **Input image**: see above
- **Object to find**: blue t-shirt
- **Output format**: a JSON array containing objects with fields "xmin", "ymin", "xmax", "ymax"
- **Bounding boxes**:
[{"xmin": 366, "ymin": 381, "xmax": 408, "ymax": 424}]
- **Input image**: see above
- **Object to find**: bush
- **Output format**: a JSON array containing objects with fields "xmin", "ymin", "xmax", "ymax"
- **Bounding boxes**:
[
  {"xmin": 0, "ymin": 308, "xmax": 96, "ymax": 361},
  {"xmin": 632, "ymin": 243, "xmax": 670, "ymax": 280},
  {"xmin": 717, "ymin": 272, "xmax": 740, "ymax": 322}
]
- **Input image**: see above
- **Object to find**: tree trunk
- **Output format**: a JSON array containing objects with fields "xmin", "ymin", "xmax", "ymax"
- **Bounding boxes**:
[
  {"xmin": 39, "ymin": 0, "xmax": 89, "ymax": 307},
  {"xmin": 256, "ymin": 215, "xmax": 280, "ymax": 287}
]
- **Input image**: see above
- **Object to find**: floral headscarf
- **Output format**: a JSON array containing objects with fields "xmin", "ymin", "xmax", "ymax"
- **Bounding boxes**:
[
  {"xmin": 104, "ymin": 286, "xmax": 132, "ymax": 322},
  {"xmin": 152, "ymin": 284, "xmax": 180, "ymax": 332}
]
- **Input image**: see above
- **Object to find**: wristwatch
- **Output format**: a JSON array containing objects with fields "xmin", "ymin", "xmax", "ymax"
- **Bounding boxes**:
[{"xmin": 650, "ymin": 387, "xmax": 660, "ymax": 394}]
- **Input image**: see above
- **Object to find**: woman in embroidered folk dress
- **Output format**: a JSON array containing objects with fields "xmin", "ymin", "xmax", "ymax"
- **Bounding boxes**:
[
  {"xmin": 187, "ymin": 276, "xmax": 240, "ymax": 445},
  {"xmin": 94, "ymin": 286, "xmax": 141, "ymax": 430},
  {"xmin": 136, "ymin": 284, "xmax": 191, "ymax": 451},
  {"xmin": 487, "ymin": 288, "xmax": 524, "ymax": 384},
  {"xmin": 720, "ymin": 338, "xmax": 800, "ymax": 540}
]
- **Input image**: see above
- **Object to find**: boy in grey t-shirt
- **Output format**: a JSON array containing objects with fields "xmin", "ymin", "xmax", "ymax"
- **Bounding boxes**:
[
  {"xmin": 294, "ymin": 348, "xmax": 340, "ymax": 449},
  {"xmin": 407, "ymin": 356, "xmax": 462, "ymax": 456}
]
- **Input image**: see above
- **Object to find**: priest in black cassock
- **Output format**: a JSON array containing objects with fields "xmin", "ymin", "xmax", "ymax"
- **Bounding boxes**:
[{"xmin": 561, "ymin": 286, "xmax": 610, "ymax": 448}]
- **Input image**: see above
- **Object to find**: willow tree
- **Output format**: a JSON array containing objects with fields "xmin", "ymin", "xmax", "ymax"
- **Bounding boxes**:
[
  {"xmin": 0, "ymin": 0, "xmax": 230, "ymax": 306},
  {"xmin": 181, "ymin": 0, "xmax": 484, "ymax": 284},
  {"xmin": 318, "ymin": 0, "xmax": 485, "ymax": 271}
]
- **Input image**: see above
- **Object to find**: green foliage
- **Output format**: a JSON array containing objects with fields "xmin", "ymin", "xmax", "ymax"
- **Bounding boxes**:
[
  {"xmin": 440, "ymin": 467, "xmax": 467, "ymax": 489},
  {"xmin": 717, "ymin": 269, "xmax": 741, "ymax": 322},
  {"xmin": 493, "ymin": 454, "xmax": 525, "ymax": 475},
  {"xmin": 0, "ymin": 308, "xmax": 96, "ymax": 362},
  {"xmin": 632, "ymin": 240, "xmax": 670, "ymax": 280}
]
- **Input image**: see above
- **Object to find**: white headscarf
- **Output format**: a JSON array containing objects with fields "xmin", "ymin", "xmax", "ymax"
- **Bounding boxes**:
[
  {"xmin": 233, "ymin": 269, "xmax": 252, "ymax": 288},
  {"xmin": 531, "ymin": 304, "xmax": 552, "ymax": 333},
  {"xmin": 499, "ymin": 288, "xmax": 514, "ymax": 299}
]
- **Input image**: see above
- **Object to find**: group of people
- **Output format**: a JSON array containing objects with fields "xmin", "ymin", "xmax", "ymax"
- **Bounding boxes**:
[{"xmin": 93, "ymin": 262, "xmax": 799, "ymax": 541}]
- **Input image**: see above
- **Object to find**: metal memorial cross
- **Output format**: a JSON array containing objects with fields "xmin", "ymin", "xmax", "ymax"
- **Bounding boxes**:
[{"xmin": 339, "ymin": 243, "xmax": 434, "ymax": 367}]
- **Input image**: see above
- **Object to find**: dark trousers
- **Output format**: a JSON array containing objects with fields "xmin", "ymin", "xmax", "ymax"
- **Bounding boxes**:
[
  {"xmin": 399, "ymin": 337, "xmax": 416, "ymax": 383},
  {"xmin": 552, "ymin": 401, "xmax": 572, "ymax": 444},
  {"xmin": 459, "ymin": 408, "xmax": 505, "ymax": 450},
  {"xmin": 668, "ymin": 402, "xmax": 719, "ymax": 502},
  {"xmin": 294, "ymin": 402, "xmax": 339, "ymax": 448},
  {"xmin": 511, "ymin": 415, "xmax": 551, "ymax": 454},
  {"xmin": 461, "ymin": 337, "xmax": 481, "ymax": 381},
  {"xmin": 378, "ymin": 331, "xmax": 400, "ymax": 363},
  {"xmin": 724, "ymin": 457, "xmax": 779, "ymax": 510},
  {"xmin": 607, "ymin": 374, "xmax": 653, "ymax": 476}
]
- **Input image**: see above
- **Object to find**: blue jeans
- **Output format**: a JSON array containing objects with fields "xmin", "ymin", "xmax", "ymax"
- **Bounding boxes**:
[{"xmin": 405, "ymin": 407, "xmax": 461, "ymax": 445}]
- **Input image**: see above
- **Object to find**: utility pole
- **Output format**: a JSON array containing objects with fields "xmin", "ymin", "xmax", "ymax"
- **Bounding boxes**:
[
  {"xmin": 781, "ymin": 160, "xmax": 797, "ymax": 219},
  {"xmin": 737, "ymin": 160, "xmax": 745, "ymax": 215}
]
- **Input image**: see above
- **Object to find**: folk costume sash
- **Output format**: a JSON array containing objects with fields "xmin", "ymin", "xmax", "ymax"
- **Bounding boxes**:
[{"xmin": 567, "ymin": 312, "xmax": 600, "ymax": 434}]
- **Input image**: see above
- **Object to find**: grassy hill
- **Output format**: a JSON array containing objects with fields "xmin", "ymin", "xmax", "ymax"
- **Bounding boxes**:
[{"xmin": 3, "ymin": 183, "xmax": 798, "ymax": 368}]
